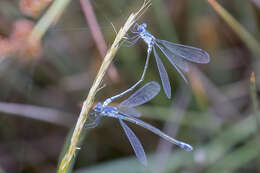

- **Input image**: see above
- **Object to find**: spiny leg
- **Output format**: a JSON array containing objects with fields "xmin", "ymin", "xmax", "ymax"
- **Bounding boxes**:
[
  {"xmin": 85, "ymin": 114, "xmax": 102, "ymax": 128},
  {"xmin": 120, "ymin": 35, "xmax": 140, "ymax": 47}
]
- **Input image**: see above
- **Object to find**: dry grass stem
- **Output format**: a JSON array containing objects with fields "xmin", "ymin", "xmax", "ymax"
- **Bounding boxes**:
[{"xmin": 57, "ymin": 1, "xmax": 151, "ymax": 172}]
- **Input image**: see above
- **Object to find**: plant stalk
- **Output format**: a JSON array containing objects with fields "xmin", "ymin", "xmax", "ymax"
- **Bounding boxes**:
[{"xmin": 57, "ymin": 1, "xmax": 151, "ymax": 172}]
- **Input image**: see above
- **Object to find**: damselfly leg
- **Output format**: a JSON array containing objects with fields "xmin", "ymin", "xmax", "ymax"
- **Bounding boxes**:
[{"xmin": 85, "ymin": 114, "xmax": 102, "ymax": 129}]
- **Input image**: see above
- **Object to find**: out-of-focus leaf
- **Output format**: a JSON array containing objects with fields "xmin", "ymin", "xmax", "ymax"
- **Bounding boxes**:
[
  {"xmin": 75, "ymin": 156, "xmax": 149, "ymax": 173},
  {"xmin": 206, "ymin": 137, "xmax": 260, "ymax": 173},
  {"xmin": 165, "ymin": 115, "xmax": 257, "ymax": 172}
]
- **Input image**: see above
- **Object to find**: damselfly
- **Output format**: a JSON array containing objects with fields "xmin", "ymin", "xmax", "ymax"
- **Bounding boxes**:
[
  {"xmin": 88, "ymin": 81, "xmax": 192, "ymax": 166},
  {"xmin": 121, "ymin": 23, "xmax": 210, "ymax": 99}
]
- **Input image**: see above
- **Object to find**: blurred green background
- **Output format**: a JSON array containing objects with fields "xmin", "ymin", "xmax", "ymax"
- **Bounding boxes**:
[{"xmin": 0, "ymin": 0, "xmax": 260, "ymax": 172}]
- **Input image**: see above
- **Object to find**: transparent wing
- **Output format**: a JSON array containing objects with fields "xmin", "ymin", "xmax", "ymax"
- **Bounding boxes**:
[
  {"xmin": 118, "ymin": 106, "xmax": 142, "ymax": 117},
  {"xmin": 119, "ymin": 119, "xmax": 147, "ymax": 166},
  {"xmin": 155, "ymin": 42, "xmax": 189, "ymax": 72},
  {"xmin": 155, "ymin": 42, "xmax": 188, "ymax": 83},
  {"xmin": 157, "ymin": 39, "xmax": 210, "ymax": 64},
  {"xmin": 153, "ymin": 47, "xmax": 171, "ymax": 98},
  {"xmin": 118, "ymin": 81, "xmax": 161, "ymax": 108}
]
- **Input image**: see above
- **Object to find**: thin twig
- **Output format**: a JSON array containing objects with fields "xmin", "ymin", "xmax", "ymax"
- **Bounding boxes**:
[
  {"xmin": 190, "ymin": 66, "xmax": 241, "ymax": 118},
  {"xmin": 57, "ymin": 1, "xmax": 151, "ymax": 172},
  {"xmin": 0, "ymin": 102, "xmax": 73, "ymax": 127},
  {"xmin": 208, "ymin": 0, "xmax": 260, "ymax": 56},
  {"xmin": 79, "ymin": 0, "xmax": 120, "ymax": 83}
]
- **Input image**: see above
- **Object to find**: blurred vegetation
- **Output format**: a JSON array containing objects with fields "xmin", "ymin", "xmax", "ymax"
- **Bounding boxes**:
[{"xmin": 0, "ymin": 0, "xmax": 260, "ymax": 172}]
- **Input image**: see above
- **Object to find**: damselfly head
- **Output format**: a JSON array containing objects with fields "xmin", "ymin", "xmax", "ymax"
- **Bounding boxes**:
[
  {"xmin": 93, "ymin": 102, "xmax": 102, "ymax": 112},
  {"xmin": 137, "ymin": 23, "xmax": 147, "ymax": 33}
]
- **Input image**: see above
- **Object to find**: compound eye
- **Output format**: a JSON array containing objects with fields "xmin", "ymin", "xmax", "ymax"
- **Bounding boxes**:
[
  {"xmin": 94, "ymin": 102, "xmax": 102, "ymax": 111},
  {"xmin": 138, "ymin": 26, "xmax": 143, "ymax": 32}
]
